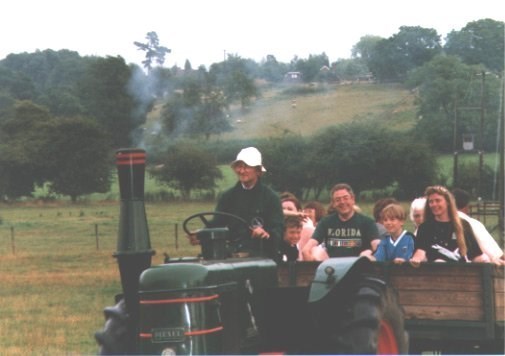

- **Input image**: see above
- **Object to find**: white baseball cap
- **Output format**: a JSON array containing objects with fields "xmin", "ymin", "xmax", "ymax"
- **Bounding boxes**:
[{"xmin": 231, "ymin": 147, "xmax": 266, "ymax": 172}]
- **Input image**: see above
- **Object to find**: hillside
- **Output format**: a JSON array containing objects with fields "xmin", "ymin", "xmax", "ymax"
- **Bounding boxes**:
[{"xmin": 145, "ymin": 82, "xmax": 417, "ymax": 141}]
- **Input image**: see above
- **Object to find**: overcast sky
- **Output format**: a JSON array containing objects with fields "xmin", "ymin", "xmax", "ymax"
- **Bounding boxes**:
[{"xmin": 1, "ymin": 0, "xmax": 503, "ymax": 69}]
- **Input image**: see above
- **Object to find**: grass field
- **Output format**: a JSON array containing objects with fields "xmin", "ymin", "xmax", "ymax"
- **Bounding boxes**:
[
  {"xmin": 0, "ymin": 201, "xmax": 209, "ymax": 355},
  {"xmin": 1, "ymin": 196, "xmax": 502, "ymax": 354}
]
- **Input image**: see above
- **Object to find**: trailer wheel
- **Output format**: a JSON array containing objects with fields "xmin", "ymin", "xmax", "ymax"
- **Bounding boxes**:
[
  {"xmin": 95, "ymin": 299, "xmax": 133, "ymax": 355},
  {"xmin": 336, "ymin": 277, "xmax": 408, "ymax": 354}
]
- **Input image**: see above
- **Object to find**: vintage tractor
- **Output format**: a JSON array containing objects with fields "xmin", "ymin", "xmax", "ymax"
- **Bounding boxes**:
[
  {"xmin": 95, "ymin": 148, "xmax": 505, "ymax": 354},
  {"xmin": 95, "ymin": 148, "xmax": 407, "ymax": 354}
]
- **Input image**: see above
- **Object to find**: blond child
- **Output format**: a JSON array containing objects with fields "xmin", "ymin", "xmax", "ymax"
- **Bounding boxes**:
[{"xmin": 372, "ymin": 203, "xmax": 415, "ymax": 264}]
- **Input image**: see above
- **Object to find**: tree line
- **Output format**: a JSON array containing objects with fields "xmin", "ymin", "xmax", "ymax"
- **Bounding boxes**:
[{"xmin": 0, "ymin": 19, "xmax": 502, "ymax": 201}]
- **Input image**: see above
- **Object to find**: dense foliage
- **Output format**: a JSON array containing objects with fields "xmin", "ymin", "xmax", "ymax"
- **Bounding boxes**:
[
  {"xmin": 150, "ymin": 143, "xmax": 223, "ymax": 199},
  {"xmin": 0, "ymin": 20, "xmax": 502, "ymax": 200},
  {"xmin": 256, "ymin": 122, "xmax": 437, "ymax": 198}
]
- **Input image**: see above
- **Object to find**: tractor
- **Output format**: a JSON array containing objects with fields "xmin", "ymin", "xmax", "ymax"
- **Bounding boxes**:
[{"xmin": 95, "ymin": 148, "xmax": 407, "ymax": 354}]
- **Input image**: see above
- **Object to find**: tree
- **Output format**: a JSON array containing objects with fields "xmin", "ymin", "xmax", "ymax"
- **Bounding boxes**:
[
  {"xmin": 40, "ymin": 117, "xmax": 112, "ymax": 202},
  {"xmin": 0, "ymin": 99, "xmax": 113, "ymax": 201},
  {"xmin": 368, "ymin": 26, "xmax": 442, "ymax": 81},
  {"xmin": 352, "ymin": 35, "xmax": 383, "ymax": 62},
  {"xmin": 260, "ymin": 54, "xmax": 287, "ymax": 82},
  {"xmin": 0, "ymin": 101, "xmax": 53, "ymax": 199},
  {"xmin": 151, "ymin": 143, "xmax": 222, "ymax": 199},
  {"xmin": 456, "ymin": 162, "xmax": 495, "ymax": 199},
  {"xmin": 294, "ymin": 53, "xmax": 330, "ymax": 83},
  {"xmin": 308, "ymin": 122, "xmax": 437, "ymax": 198},
  {"xmin": 444, "ymin": 19, "xmax": 504, "ymax": 73},
  {"xmin": 407, "ymin": 55, "xmax": 500, "ymax": 152},
  {"xmin": 134, "ymin": 31, "xmax": 171, "ymax": 72},
  {"xmin": 260, "ymin": 135, "xmax": 310, "ymax": 198},
  {"xmin": 38, "ymin": 86, "xmax": 84, "ymax": 117},
  {"xmin": 78, "ymin": 56, "xmax": 145, "ymax": 148},
  {"xmin": 184, "ymin": 59, "xmax": 192, "ymax": 72},
  {"xmin": 330, "ymin": 58, "xmax": 369, "ymax": 81},
  {"xmin": 208, "ymin": 55, "xmax": 258, "ymax": 109},
  {"xmin": 0, "ymin": 66, "xmax": 35, "ymax": 100},
  {"xmin": 160, "ymin": 76, "xmax": 231, "ymax": 139}
]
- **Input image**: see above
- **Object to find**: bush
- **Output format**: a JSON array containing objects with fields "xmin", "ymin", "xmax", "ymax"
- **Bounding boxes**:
[{"xmin": 455, "ymin": 162, "xmax": 496, "ymax": 199}]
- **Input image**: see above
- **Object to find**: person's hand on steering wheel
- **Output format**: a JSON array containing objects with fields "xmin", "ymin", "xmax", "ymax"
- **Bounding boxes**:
[
  {"xmin": 187, "ymin": 233, "xmax": 200, "ymax": 245},
  {"xmin": 250, "ymin": 226, "xmax": 270, "ymax": 239}
]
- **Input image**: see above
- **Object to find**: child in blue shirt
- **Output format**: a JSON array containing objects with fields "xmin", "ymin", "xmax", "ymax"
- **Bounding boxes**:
[{"xmin": 372, "ymin": 203, "xmax": 414, "ymax": 263}]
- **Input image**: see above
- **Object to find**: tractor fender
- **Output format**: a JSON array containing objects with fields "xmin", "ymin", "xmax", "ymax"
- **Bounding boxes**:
[{"xmin": 308, "ymin": 256, "xmax": 374, "ymax": 303}]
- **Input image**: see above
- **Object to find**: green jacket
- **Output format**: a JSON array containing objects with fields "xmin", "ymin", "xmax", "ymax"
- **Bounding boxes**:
[{"xmin": 213, "ymin": 179, "xmax": 284, "ymax": 260}]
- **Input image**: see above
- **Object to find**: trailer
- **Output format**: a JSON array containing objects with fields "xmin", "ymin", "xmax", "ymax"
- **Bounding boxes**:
[{"xmin": 278, "ymin": 260, "xmax": 505, "ymax": 354}]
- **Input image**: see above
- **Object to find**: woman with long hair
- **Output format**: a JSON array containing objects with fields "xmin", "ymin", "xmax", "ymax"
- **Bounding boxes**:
[{"xmin": 410, "ymin": 185, "xmax": 487, "ymax": 267}]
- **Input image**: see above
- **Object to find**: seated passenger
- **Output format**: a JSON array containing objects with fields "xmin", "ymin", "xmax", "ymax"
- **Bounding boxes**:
[
  {"xmin": 453, "ymin": 188, "xmax": 501, "ymax": 265},
  {"xmin": 279, "ymin": 215, "xmax": 303, "ymax": 262},
  {"xmin": 302, "ymin": 183, "xmax": 380, "ymax": 261},
  {"xmin": 410, "ymin": 186, "xmax": 487, "ymax": 267},
  {"xmin": 371, "ymin": 203, "xmax": 414, "ymax": 264},
  {"xmin": 373, "ymin": 197, "xmax": 399, "ymax": 240},
  {"xmin": 409, "ymin": 197, "xmax": 426, "ymax": 236},
  {"xmin": 280, "ymin": 192, "xmax": 316, "ymax": 258},
  {"xmin": 303, "ymin": 200, "xmax": 327, "ymax": 226}
]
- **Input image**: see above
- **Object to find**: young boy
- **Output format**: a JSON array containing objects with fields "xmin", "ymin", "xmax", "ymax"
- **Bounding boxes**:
[
  {"xmin": 279, "ymin": 215, "xmax": 303, "ymax": 262},
  {"xmin": 372, "ymin": 203, "xmax": 415, "ymax": 263}
]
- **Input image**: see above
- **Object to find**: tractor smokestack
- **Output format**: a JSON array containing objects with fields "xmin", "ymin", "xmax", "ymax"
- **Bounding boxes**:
[{"xmin": 114, "ymin": 148, "xmax": 155, "ymax": 349}]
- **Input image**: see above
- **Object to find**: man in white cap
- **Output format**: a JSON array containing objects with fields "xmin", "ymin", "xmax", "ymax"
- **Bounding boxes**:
[{"xmin": 189, "ymin": 147, "xmax": 284, "ymax": 260}]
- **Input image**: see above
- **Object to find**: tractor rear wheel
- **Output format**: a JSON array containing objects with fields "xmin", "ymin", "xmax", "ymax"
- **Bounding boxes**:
[
  {"xmin": 336, "ymin": 277, "xmax": 408, "ymax": 354},
  {"xmin": 95, "ymin": 299, "xmax": 133, "ymax": 354}
]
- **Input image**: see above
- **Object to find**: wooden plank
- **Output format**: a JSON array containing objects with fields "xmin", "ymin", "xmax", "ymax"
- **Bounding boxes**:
[
  {"xmin": 403, "ymin": 305, "xmax": 484, "ymax": 321},
  {"xmin": 495, "ymin": 307, "xmax": 504, "ymax": 321},
  {"xmin": 495, "ymin": 293, "xmax": 505, "ymax": 307},
  {"xmin": 386, "ymin": 265, "xmax": 481, "ymax": 278},
  {"xmin": 494, "ymin": 277, "xmax": 504, "ymax": 290},
  {"xmin": 398, "ymin": 290, "xmax": 482, "ymax": 307},
  {"xmin": 492, "ymin": 265, "xmax": 505, "ymax": 278},
  {"xmin": 493, "ymin": 271, "xmax": 504, "ymax": 322},
  {"xmin": 390, "ymin": 275, "xmax": 481, "ymax": 292},
  {"xmin": 276, "ymin": 262, "xmax": 318, "ymax": 287}
]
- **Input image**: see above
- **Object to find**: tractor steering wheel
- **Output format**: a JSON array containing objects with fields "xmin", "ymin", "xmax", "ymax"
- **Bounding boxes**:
[{"xmin": 182, "ymin": 211, "xmax": 250, "ymax": 237}]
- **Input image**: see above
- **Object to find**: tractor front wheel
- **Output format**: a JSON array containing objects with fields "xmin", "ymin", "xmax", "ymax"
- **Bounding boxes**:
[
  {"xmin": 335, "ymin": 277, "xmax": 408, "ymax": 354},
  {"xmin": 95, "ymin": 299, "xmax": 133, "ymax": 354}
]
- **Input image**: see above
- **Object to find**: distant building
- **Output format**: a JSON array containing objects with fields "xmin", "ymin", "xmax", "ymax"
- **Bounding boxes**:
[
  {"xmin": 356, "ymin": 73, "xmax": 375, "ymax": 83},
  {"xmin": 284, "ymin": 71, "xmax": 302, "ymax": 83}
]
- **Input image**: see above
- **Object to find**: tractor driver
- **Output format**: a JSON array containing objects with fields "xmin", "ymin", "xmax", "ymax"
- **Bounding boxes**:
[{"xmin": 187, "ymin": 147, "xmax": 284, "ymax": 260}]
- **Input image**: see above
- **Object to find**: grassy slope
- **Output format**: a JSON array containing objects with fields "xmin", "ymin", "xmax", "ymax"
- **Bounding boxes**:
[
  {"xmin": 188, "ymin": 82, "xmax": 416, "ymax": 140},
  {"xmin": 220, "ymin": 83, "xmax": 412, "ymax": 139}
]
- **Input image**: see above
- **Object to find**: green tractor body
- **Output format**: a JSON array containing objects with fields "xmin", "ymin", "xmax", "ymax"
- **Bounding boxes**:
[{"xmin": 138, "ymin": 258, "xmax": 278, "ymax": 354}]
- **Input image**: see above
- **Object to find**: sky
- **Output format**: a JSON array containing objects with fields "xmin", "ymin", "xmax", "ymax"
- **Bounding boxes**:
[{"xmin": 1, "ymin": 0, "xmax": 503, "ymax": 69}]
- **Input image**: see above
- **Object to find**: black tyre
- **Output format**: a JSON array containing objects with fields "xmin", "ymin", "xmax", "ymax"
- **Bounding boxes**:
[
  {"xmin": 95, "ymin": 299, "xmax": 133, "ymax": 355},
  {"xmin": 335, "ymin": 277, "xmax": 408, "ymax": 354}
]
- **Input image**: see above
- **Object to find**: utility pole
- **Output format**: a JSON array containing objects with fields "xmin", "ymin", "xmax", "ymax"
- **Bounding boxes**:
[
  {"xmin": 453, "ymin": 99, "xmax": 459, "ymax": 187},
  {"xmin": 499, "ymin": 73, "xmax": 504, "ymax": 246},
  {"xmin": 478, "ymin": 71, "xmax": 486, "ymax": 197}
]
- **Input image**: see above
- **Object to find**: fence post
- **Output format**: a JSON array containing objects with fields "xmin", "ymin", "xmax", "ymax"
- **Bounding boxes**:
[
  {"xmin": 10, "ymin": 226, "xmax": 15, "ymax": 255},
  {"xmin": 175, "ymin": 223, "xmax": 178, "ymax": 250},
  {"xmin": 95, "ymin": 224, "xmax": 99, "ymax": 251}
]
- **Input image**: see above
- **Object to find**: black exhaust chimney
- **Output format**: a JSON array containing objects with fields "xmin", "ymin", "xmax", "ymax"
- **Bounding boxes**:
[{"xmin": 114, "ymin": 148, "xmax": 155, "ymax": 350}]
